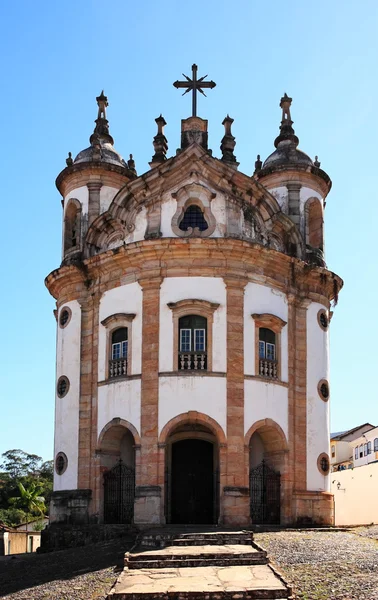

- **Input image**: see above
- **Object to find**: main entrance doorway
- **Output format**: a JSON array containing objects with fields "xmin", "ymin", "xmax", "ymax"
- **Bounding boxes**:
[{"xmin": 170, "ymin": 438, "xmax": 215, "ymax": 524}]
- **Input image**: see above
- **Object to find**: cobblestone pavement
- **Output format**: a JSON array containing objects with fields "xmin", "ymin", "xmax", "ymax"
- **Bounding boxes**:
[
  {"xmin": 255, "ymin": 528, "xmax": 378, "ymax": 600},
  {"xmin": 0, "ymin": 539, "xmax": 132, "ymax": 599}
]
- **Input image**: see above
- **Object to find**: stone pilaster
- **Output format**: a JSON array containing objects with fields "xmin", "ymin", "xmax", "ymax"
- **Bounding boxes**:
[
  {"xmin": 287, "ymin": 294, "xmax": 308, "ymax": 524},
  {"xmin": 77, "ymin": 292, "xmax": 100, "ymax": 518},
  {"xmin": 134, "ymin": 277, "xmax": 163, "ymax": 525},
  {"xmin": 87, "ymin": 181, "xmax": 102, "ymax": 228},
  {"xmin": 223, "ymin": 276, "xmax": 250, "ymax": 526},
  {"xmin": 287, "ymin": 183, "xmax": 301, "ymax": 227}
]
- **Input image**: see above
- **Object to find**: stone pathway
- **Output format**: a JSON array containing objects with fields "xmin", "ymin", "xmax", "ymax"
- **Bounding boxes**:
[{"xmin": 108, "ymin": 529, "xmax": 293, "ymax": 599}]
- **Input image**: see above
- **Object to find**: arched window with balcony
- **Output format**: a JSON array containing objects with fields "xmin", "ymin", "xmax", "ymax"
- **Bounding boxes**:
[
  {"xmin": 178, "ymin": 315, "xmax": 207, "ymax": 370},
  {"xmin": 259, "ymin": 328, "xmax": 277, "ymax": 378},
  {"xmin": 252, "ymin": 314, "xmax": 286, "ymax": 382},
  {"xmin": 109, "ymin": 327, "xmax": 128, "ymax": 378}
]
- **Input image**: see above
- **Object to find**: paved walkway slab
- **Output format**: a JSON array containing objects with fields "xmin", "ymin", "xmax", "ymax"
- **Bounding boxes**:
[{"xmin": 110, "ymin": 564, "xmax": 288, "ymax": 598}]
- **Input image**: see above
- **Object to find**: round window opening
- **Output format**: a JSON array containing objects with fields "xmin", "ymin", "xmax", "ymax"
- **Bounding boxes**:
[
  {"xmin": 59, "ymin": 307, "xmax": 72, "ymax": 328},
  {"xmin": 55, "ymin": 452, "xmax": 68, "ymax": 475},
  {"xmin": 320, "ymin": 456, "xmax": 329, "ymax": 473},
  {"xmin": 318, "ymin": 379, "xmax": 330, "ymax": 401},
  {"xmin": 57, "ymin": 376, "xmax": 69, "ymax": 398},
  {"xmin": 317, "ymin": 309, "xmax": 329, "ymax": 331},
  {"xmin": 320, "ymin": 383, "xmax": 329, "ymax": 400}
]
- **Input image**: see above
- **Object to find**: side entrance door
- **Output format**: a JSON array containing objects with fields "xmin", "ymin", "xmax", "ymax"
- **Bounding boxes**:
[
  {"xmin": 103, "ymin": 460, "xmax": 135, "ymax": 524},
  {"xmin": 250, "ymin": 460, "xmax": 281, "ymax": 524}
]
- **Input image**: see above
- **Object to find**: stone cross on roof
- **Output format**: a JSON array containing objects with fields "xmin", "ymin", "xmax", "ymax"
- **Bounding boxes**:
[{"xmin": 173, "ymin": 64, "xmax": 216, "ymax": 117}]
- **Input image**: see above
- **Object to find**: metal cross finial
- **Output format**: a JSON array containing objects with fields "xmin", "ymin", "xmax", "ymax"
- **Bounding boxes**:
[{"xmin": 173, "ymin": 64, "xmax": 216, "ymax": 117}]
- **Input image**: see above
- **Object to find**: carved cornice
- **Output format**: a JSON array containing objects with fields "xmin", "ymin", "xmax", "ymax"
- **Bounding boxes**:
[
  {"xmin": 168, "ymin": 299, "xmax": 220, "ymax": 315},
  {"xmin": 45, "ymin": 238, "xmax": 343, "ymax": 305},
  {"xmin": 251, "ymin": 313, "xmax": 287, "ymax": 332},
  {"xmin": 101, "ymin": 313, "xmax": 136, "ymax": 327}
]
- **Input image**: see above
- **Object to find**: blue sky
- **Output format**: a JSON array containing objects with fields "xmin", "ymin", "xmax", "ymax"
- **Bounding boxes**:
[{"xmin": 0, "ymin": 0, "xmax": 377, "ymax": 461}]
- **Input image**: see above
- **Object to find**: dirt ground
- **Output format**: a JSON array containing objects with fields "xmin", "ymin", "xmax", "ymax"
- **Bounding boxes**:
[{"xmin": 1, "ymin": 527, "xmax": 378, "ymax": 599}]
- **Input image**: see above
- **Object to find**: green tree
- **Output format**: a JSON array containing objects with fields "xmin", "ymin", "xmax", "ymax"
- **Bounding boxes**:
[
  {"xmin": 0, "ymin": 507, "xmax": 27, "ymax": 527},
  {"xmin": 9, "ymin": 481, "xmax": 46, "ymax": 524},
  {"xmin": 1, "ymin": 449, "xmax": 43, "ymax": 479}
]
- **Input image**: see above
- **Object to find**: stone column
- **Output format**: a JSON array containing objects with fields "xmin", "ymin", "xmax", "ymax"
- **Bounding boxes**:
[
  {"xmin": 134, "ymin": 277, "xmax": 163, "ymax": 525},
  {"xmin": 223, "ymin": 276, "xmax": 250, "ymax": 526}
]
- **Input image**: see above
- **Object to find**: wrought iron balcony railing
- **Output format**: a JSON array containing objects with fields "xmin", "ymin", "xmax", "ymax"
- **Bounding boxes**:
[{"xmin": 178, "ymin": 352, "xmax": 207, "ymax": 371}]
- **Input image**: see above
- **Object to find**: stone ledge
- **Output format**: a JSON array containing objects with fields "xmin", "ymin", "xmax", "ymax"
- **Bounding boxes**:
[
  {"xmin": 223, "ymin": 486, "xmax": 250, "ymax": 497},
  {"xmin": 135, "ymin": 485, "xmax": 162, "ymax": 498}
]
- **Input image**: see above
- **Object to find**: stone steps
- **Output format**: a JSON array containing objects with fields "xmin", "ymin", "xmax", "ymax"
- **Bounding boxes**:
[
  {"xmin": 127, "ymin": 556, "xmax": 269, "ymax": 569},
  {"xmin": 107, "ymin": 530, "xmax": 293, "ymax": 599},
  {"xmin": 140, "ymin": 530, "xmax": 253, "ymax": 548},
  {"xmin": 126, "ymin": 543, "xmax": 267, "ymax": 569}
]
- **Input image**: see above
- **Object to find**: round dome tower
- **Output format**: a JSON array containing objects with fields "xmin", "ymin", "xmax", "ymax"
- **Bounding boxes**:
[
  {"xmin": 56, "ymin": 91, "xmax": 136, "ymax": 265},
  {"xmin": 255, "ymin": 94, "xmax": 331, "ymax": 266}
]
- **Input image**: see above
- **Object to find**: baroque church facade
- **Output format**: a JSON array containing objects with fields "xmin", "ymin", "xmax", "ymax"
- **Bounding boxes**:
[{"xmin": 46, "ymin": 71, "xmax": 342, "ymax": 528}]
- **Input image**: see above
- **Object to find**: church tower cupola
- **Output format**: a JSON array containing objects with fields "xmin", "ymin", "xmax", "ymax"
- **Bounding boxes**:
[
  {"xmin": 56, "ymin": 92, "xmax": 136, "ymax": 265},
  {"xmin": 73, "ymin": 91, "xmax": 127, "ymax": 169},
  {"xmin": 255, "ymin": 94, "xmax": 332, "ymax": 267},
  {"xmin": 262, "ymin": 93, "xmax": 313, "ymax": 170}
]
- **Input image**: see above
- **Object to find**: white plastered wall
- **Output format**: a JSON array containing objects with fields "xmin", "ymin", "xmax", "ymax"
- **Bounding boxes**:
[
  {"xmin": 98, "ymin": 282, "xmax": 143, "ymax": 379},
  {"xmin": 124, "ymin": 206, "xmax": 147, "ymax": 243},
  {"xmin": 97, "ymin": 379, "xmax": 141, "ymax": 440},
  {"xmin": 158, "ymin": 376, "xmax": 227, "ymax": 436},
  {"xmin": 159, "ymin": 277, "xmax": 227, "ymax": 373},
  {"xmin": 306, "ymin": 301, "xmax": 330, "ymax": 491},
  {"xmin": 244, "ymin": 282, "xmax": 288, "ymax": 381},
  {"xmin": 54, "ymin": 300, "xmax": 81, "ymax": 491},
  {"xmin": 268, "ymin": 186, "xmax": 288, "ymax": 213},
  {"xmin": 244, "ymin": 380, "xmax": 288, "ymax": 439},
  {"xmin": 161, "ymin": 195, "xmax": 178, "ymax": 237},
  {"xmin": 100, "ymin": 185, "xmax": 119, "ymax": 214}
]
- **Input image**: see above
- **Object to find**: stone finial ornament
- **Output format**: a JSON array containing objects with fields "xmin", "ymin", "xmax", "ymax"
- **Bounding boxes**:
[
  {"xmin": 90, "ymin": 91, "xmax": 114, "ymax": 146},
  {"xmin": 150, "ymin": 115, "xmax": 168, "ymax": 167},
  {"xmin": 254, "ymin": 154, "xmax": 262, "ymax": 174},
  {"xmin": 274, "ymin": 92, "xmax": 299, "ymax": 148},
  {"xmin": 96, "ymin": 90, "xmax": 108, "ymax": 120},
  {"xmin": 66, "ymin": 151, "xmax": 73, "ymax": 166},
  {"xmin": 220, "ymin": 115, "xmax": 239, "ymax": 169},
  {"xmin": 314, "ymin": 155, "xmax": 321, "ymax": 168},
  {"xmin": 127, "ymin": 154, "xmax": 137, "ymax": 175}
]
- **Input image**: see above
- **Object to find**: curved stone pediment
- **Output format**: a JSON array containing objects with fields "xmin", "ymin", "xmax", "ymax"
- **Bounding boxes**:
[{"xmin": 84, "ymin": 144, "xmax": 305, "ymax": 261}]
